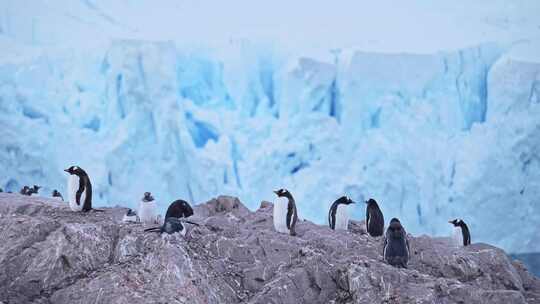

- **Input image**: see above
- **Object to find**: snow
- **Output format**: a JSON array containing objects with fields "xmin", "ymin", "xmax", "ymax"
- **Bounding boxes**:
[{"xmin": 0, "ymin": 1, "xmax": 539, "ymax": 254}]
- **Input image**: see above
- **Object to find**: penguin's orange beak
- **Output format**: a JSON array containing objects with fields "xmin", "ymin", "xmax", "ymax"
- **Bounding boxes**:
[
  {"xmin": 273, "ymin": 190, "xmax": 279, "ymax": 195},
  {"xmin": 64, "ymin": 168, "xmax": 69, "ymax": 172},
  {"xmin": 448, "ymin": 220, "xmax": 453, "ymax": 224}
]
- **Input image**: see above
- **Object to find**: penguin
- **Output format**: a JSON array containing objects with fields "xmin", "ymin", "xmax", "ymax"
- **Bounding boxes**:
[
  {"xmin": 64, "ymin": 166, "xmax": 98, "ymax": 212},
  {"xmin": 27, "ymin": 185, "xmax": 41, "ymax": 196},
  {"xmin": 144, "ymin": 217, "xmax": 200, "ymax": 236},
  {"xmin": 366, "ymin": 198, "xmax": 385, "ymax": 237},
  {"xmin": 123, "ymin": 208, "xmax": 138, "ymax": 223},
  {"xmin": 20, "ymin": 186, "xmax": 30, "ymax": 195},
  {"xmin": 273, "ymin": 189, "xmax": 298, "ymax": 236},
  {"xmin": 51, "ymin": 189, "xmax": 64, "ymax": 201},
  {"xmin": 0, "ymin": 188, "xmax": 3, "ymax": 192},
  {"xmin": 138, "ymin": 192, "xmax": 158, "ymax": 224},
  {"xmin": 328, "ymin": 196, "xmax": 355, "ymax": 230},
  {"xmin": 449, "ymin": 219, "xmax": 471, "ymax": 247},
  {"xmin": 383, "ymin": 218, "xmax": 410, "ymax": 268},
  {"xmin": 165, "ymin": 199, "xmax": 194, "ymax": 219}
]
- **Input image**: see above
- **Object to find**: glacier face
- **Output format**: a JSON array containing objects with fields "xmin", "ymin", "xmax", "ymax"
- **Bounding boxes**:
[{"xmin": 1, "ymin": 38, "xmax": 539, "ymax": 255}]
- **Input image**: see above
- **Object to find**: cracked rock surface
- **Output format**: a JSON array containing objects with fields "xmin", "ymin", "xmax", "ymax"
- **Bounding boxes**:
[{"xmin": 0, "ymin": 193, "xmax": 539, "ymax": 304}]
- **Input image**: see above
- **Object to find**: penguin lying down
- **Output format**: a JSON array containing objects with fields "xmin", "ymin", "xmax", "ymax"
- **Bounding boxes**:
[
  {"xmin": 144, "ymin": 199, "xmax": 198, "ymax": 235},
  {"xmin": 144, "ymin": 217, "xmax": 200, "ymax": 236}
]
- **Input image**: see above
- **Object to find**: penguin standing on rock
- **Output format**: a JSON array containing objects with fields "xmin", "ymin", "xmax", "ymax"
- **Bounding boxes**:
[
  {"xmin": 123, "ymin": 209, "xmax": 138, "ymax": 223},
  {"xmin": 20, "ymin": 186, "xmax": 30, "ymax": 195},
  {"xmin": 52, "ymin": 190, "xmax": 64, "ymax": 201},
  {"xmin": 366, "ymin": 198, "xmax": 385, "ymax": 237},
  {"xmin": 64, "ymin": 166, "xmax": 99, "ymax": 212},
  {"xmin": 328, "ymin": 196, "xmax": 355, "ymax": 230},
  {"xmin": 449, "ymin": 219, "xmax": 471, "ymax": 247},
  {"xmin": 28, "ymin": 185, "xmax": 41, "ymax": 196},
  {"xmin": 273, "ymin": 189, "xmax": 298, "ymax": 236},
  {"xmin": 138, "ymin": 192, "xmax": 158, "ymax": 224},
  {"xmin": 383, "ymin": 218, "xmax": 410, "ymax": 268}
]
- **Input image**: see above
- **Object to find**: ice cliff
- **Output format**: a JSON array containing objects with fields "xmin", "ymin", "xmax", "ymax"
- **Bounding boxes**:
[{"xmin": 1, "ymin": 37, "xmax": 539, "ymax": 257}]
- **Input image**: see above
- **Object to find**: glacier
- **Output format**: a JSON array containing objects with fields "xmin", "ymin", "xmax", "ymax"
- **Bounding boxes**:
[{"xmin": 0, "ymin": 1, "xmax": 539, "ymax": 257}]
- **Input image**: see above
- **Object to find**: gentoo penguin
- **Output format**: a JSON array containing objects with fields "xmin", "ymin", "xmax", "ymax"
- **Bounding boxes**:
[
  {"xmin": 28, "ymin": 185, "xmax": 41, "ymax": 196},
  {"xmin": 449, "ymin": 219, "xmax": 471, "ymax": 247},
  {"xmin": 64, "ymin": 165, "xmax": 96, "ymax": 212},
  {"xmin": 165, "ymin": 199, "xmax": 194, "ymax": 219},
  {"xmin": 123, "ymin": 208, "xmax": 138, "ymax": 223},
  {"xmin": 328, "ymin": 196, "xmax": 355, "ymax": 230},
  {"xmin": 138, "ymin": 192, "xmax": 158, "ymax": 224},
  {"xmin": 51, "ymin": 189, "xmax": 64, "ymax": 201},
  {"xmin": 383, "ymin": 218, "xmax": 410, "ymax": 268},
  {"xmin": 20, "ymin": 186, "xmax": 30, "ymax": 195},
  {"xmin": 273, "ymin": 189, "xmax": 298, "ymax": 236},
  {"xmin": 366, "ymin": 198, "xmax": 385, "ymax": 237},
  {"xmin": 145, "ymin": 217, "xmax": 200, "ymax": 236}
]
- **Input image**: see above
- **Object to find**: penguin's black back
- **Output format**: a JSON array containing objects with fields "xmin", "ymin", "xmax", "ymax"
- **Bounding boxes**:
[
  {"xmin": 366, "ymin": 199, "xmax": 384, "ymax": 237},
  {"xmin": 165, "ymin": 200, "xmax": 194, "ymax": 219},
  {"xmin": 383, "ymin": 219, "xmax": 409, "ymax": 268},
  {"xmin": 285, "ymin": 195, "xmax": 298, "ymax": 236},
  {"xmin": 81, "ymin": 175, "xmax": 93, "ymax": 212},
  {"xmin": 461, "ymin": 222, "xmax": 471, "ymax": 246}
]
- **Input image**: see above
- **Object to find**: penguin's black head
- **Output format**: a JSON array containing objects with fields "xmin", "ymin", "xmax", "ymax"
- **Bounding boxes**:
[
  {"xmin": 143, "ymin": 192, "xmax": 154, "ymax": 202},
  {"xmin": 273, "ymin": 188, "xmax": 290, "ymax": 197},
  {"xmin": 52, "ymin": 190, "xmax": 60, "ymax": 196},
  {"xmin": 337, "ymin": 196, "xmax": 355, "ymax": 205},
  {"xmin": 366, "ymin": 198, "xmax": 378, "ymax": 205},
  {"xmin": 32, "ymin": 185, "xmax": 40, "ymax": 192},
  {"xmin": 388, "ymin": 218, "xmax": 404, "ymax": 238},
  {"xmin": 449, "ymin": 219, "xmax": 464, "ymax": 227},
  {"xmin": 64, "ymin": 166, "xmax": 86, "ymax": 177}
]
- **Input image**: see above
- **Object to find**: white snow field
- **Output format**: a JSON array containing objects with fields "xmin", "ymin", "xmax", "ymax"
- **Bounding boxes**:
[{"xmin": 0, "ymin": 1, "xmax": 539, "ymax": 254}]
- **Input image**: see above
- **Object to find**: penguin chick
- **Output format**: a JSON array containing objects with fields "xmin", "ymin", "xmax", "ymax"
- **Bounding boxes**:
[
  {"xmin": 383, "ymin": 218, "xmax": 410, "ymax": 268},
  {"xmin": 52, "ymin": 189, "xmax": 64, "ymax": 201},
  {"xmin": 138, "ymin": 192, "xmax": 158, "ymax": 224},
  {"xmin": 123, "ymin": 208, "xmax": 138, "ymax": 223}
]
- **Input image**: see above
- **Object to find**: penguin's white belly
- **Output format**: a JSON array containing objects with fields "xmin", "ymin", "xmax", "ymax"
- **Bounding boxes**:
[
  {"xmin": 273, "ymin": 197, "xmax": 289, "ymax": 234},
  {"xmin": 179, "ymin": 225, "xmax": 187, "ymax": 236},
  {"xmin": 138, "ymin": 201, "xmax": 158, "ymax": 224},
  {"xmin": 334, "ymin": 204, "xmax": 350, "ymax": 230},
  {"xmin": 452, "ymin": 227, "xmax": 463, "ymax": 247},
  {"xmin": 67, "ymin": 175, "xmax": 83, "ymax": 212}
]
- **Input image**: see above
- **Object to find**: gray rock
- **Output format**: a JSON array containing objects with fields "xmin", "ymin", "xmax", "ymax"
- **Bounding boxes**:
[{"xmin": 0, "ymin": 193, "xmax": 538, "ymax": 304}]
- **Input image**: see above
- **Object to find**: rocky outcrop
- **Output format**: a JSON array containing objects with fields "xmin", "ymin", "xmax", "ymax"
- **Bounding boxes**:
[{"xmin": 0, "ymin": 193, "xmax": 539, "ymax": 304}]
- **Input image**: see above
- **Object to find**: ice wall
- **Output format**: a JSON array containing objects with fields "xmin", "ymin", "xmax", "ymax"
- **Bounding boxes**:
[{"xmin": 0, "ymin": 37, "xmax": 539, "ymax": 254}]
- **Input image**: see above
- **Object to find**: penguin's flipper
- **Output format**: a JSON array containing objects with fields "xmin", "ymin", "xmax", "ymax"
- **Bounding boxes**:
[
  {"xmin": 144, "ymin": 227, "xmax": 161, "ymax": 232},
  {"xmin": 179, "ymin": 219, "xmax": 201, "ymax": 226}
]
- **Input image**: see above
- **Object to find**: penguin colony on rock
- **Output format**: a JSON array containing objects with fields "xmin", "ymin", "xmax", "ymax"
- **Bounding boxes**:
[{"xmin": 1, "ymin": 164, "xmax": 473, "ymax": 268}]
